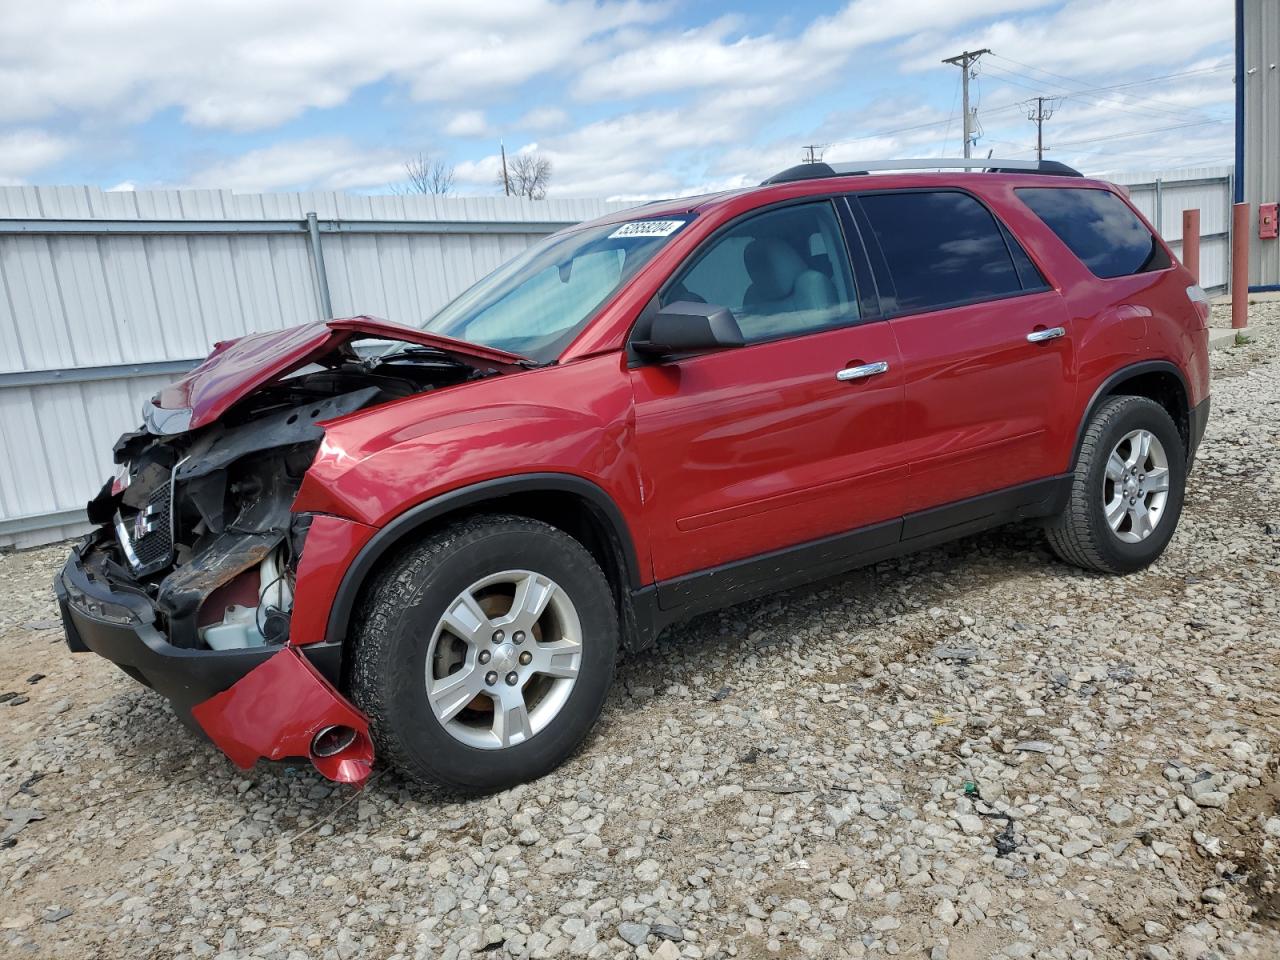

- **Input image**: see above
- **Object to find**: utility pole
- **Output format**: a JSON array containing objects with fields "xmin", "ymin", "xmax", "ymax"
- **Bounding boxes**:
[
  {"xmin": 500, "ymin": 140, "xmax": 511, "ymax": 196},
  {"xmin": 1027, "ymin": 96, "xmax": 1056, "ymax": 161},
  {"xmin": 941, "ymin": 48, "xmax": 990, "ymax": 157},
  {"xmin": 802, "ymin": 144, "xmax": 824, "ymax": 164}
]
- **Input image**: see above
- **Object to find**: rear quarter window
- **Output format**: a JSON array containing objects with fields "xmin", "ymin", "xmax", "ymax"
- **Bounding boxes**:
[{"xmin": 1017, "ymin": 187, "xmax": 1171, "ymax": 279}]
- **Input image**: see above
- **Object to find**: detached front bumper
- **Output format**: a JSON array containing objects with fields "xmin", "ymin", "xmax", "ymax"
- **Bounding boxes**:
[{"xmin": 56, "ymin": 534, "xmax": 372, "ymax": 786}]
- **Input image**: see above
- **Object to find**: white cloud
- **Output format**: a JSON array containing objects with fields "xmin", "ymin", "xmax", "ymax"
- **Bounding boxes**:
[
  {"xmin": 0, "ymin": 129, "xmax": 72, "ymax": 183},
  {"xmin": 184, "ymin": 138, "xmax": 406, "ymax": 192},
  {"xmin": 936, "ymin": 50, "xmax": 1236, "ymax": 171},
  {"xmin": 0, "ymin": 0, "xmax": 665, "ymax": 132},
  {"xmin": 444, "ymin": 110, "xmax": 490, "ymax": 138},
  {"xmin": 903, "ymin": 0, "xmax": 1233, "ymax": 76},
  {"xmin": 546, "ymin": 0, "xmax": 1231, "ymax": 196},
  {"xmin": 575, "ymin": 0, "xmax": 1051, "ymax": 102},
  {"xmin": 0, "ymin": 0, "xmax": 1238, "ymax": 196},
  {"xmin": 517, "ymin": 107, "xmax": 571, "ymax": 132}
]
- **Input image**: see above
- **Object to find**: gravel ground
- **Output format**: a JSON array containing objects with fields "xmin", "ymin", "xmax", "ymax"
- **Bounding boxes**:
[{"xmin": 2, "ymin": 307, "xmax": 1279, "ymax": 960}]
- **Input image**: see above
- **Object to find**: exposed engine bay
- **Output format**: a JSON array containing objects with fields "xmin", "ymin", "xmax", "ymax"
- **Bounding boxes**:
[{"xmin": 81, "ymin": 348, "xmax": 484, "ymax": 652}]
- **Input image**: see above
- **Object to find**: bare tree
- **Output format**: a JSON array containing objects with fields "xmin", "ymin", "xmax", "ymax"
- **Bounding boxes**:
[
  {"xmin": 398, "ymin": 151, "xmax": 455, "ymax": 195},
  {"xmin": 497, "ymin": 151, "xmax": 552, "ymax": 199}
]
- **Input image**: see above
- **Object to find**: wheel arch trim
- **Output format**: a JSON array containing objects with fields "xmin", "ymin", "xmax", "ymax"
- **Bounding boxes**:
[
  {"xmin": 324, "ymin": 473, "xmax": 643, "ymax": 647},
  {"xmin": 1072, "ymin": 360, "xmax": 1191, "ymax": 465}
]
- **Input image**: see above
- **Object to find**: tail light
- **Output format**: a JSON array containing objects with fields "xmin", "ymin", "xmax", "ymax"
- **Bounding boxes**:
[{"xmin": 1185, "ymin": 285, "xmax": 1211, "ymax": 329}]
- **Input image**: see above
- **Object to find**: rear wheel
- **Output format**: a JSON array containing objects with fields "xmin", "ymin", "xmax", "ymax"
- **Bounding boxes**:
[
  {"xmin": 1045, "ymin": 395, "xmax": 1186, "ymax": 574},
  {"xmin": 349, "ymin": 515, "xmax": 617, "ymax": 791}
]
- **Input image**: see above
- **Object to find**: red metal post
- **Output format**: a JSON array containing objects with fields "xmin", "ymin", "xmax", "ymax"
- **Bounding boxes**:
[
  {"xmin": 1231, "ymin": 202, "xmax": 1249, "ymax": 330},
  {"xmin": 1181, "ymin": 208, "xmax": 1200, "ymax": 284}
]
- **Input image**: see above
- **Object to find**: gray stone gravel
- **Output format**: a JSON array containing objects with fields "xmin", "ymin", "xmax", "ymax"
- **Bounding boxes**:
[{"xmin": 2, "ymin": 306, "xmax": 1279, "ymax": 959}]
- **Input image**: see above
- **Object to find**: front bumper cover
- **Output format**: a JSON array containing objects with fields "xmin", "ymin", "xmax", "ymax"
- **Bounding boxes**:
[{"xmin": 56, "ymin": 534, "xmax": 372, "ymax": 785}]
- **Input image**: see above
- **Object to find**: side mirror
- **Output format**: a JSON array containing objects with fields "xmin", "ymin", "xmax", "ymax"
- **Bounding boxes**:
[{"xmin": 633, "ymin": 301, "xmax": 745, "ymax": 358}]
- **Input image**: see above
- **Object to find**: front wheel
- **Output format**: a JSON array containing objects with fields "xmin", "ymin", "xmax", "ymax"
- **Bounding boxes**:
[
  {"xmin": 1045, "ymin": 395, "xmax": 1186, "ymax": 574},
  {"xmin": 349, "ymin": 515, "xmax": 618, "ymax": 792}
]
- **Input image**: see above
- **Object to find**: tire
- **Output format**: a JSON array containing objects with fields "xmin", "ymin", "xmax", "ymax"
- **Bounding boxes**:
[
  {"xmin": 348, "ymin": 514, "xmax": 618, "ymax": 792},
  {"xmin": 1045, "ymin": 395, "xmax": 1186, "ymax": 574}
]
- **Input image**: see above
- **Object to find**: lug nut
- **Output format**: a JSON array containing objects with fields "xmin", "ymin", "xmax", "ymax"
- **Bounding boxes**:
[
  {"xmin": 505, "ymin": 671, "xmax": 519, "ymax": 686},
  {"xmin": 519, "ymin": 650, "xmax": 532, "ymax": 666},
  {"xmin": 513, "ymin": 630, "xmax": 525, "ymax": 645},
  {"xmin": 492, "ymin": 629, "xmax": 505, "ymax": 643},
  {"xmin": 1129, "ymin": 497, "xmax": 1136, "ymax": 505},
  {"xmin": 485, "ymin": 671, "xmax": 498, "ymax": 686},
  {"xmin": 478, "ymin": 650, "xmax": 491, "ymax": 664}
]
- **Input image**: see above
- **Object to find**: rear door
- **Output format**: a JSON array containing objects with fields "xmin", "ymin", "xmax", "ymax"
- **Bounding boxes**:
[
  {"xmin": 850, "ymin": 189, "xmax": 1076, "ymax": 517},
  {"xmin": 629, "ymin": 200, "xmax": 908, "ymax": 585}
]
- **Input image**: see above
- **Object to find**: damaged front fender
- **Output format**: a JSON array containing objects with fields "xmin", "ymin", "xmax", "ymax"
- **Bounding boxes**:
[{"xmin": 191, "ymin": 647, "xmax": 374, "ymax": 787}]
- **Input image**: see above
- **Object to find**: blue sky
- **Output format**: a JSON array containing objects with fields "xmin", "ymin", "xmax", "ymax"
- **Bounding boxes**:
[{"xmin": 0, "ymin": 0, "xmax": 1235, "ymax": 198}]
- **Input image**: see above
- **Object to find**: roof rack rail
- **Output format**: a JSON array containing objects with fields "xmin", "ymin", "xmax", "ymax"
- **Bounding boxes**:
[{"xmin": 762, "ymin": 157, "xmax": 1083, "ymax": 185}]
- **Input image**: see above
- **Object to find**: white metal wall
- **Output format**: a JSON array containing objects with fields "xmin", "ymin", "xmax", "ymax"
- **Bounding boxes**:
[
  {"xmin": 1242, "ymin": 0, "xmax": 1279, "ymax": 287},
  {"xmin": 1108, "ymin": 166, "xmax": 1232, "ymax": 292},
  {"xmin": 0, "ymin": 186, "xmax": 631, "ymax": 547},
  {"xmin": 0, "ymin": 172, "xmax": 1234, "ymax": 547}
]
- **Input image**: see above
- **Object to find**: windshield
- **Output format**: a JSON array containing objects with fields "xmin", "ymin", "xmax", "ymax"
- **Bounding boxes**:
[{"xmin": 419, "ymin": 216, "xmax": 692, "ymax": 363}]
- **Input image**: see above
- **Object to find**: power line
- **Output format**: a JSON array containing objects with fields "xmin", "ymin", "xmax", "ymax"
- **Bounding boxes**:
[
  {"xmin": 823, "ymin": 103, "xmax": 1025, "ymax": 150},
  {"xmin": 981, "ymin": 63, "xmax": 1187, "ymax": 123},
  {"xmin": 939, "ymin": 71, "xmax": 961, "ymax": 158},
  {"xmin": 941, "ymin": 48, "xmax": 990, "ymax": 157},
  {"xmin": 1027, "ymin": 96, "xmax": 1057, "ymax": 160},
  {"xmin": 988, "ymin": 54, "xmax": 1229, "ymax": 118},
  {"xmin": 987, "ymin": 117, "xmax": 1229, "ymax": 155},
  {"xmin": 984, "ymin": 59, "xmax": 1231, "ymax": 128},
  {"xmin": 1047, "ymin": 117, "xmax": 1230, "ymax": 149},
  {"xmin": 812, "ymin": 66, "xmax": 1230, "ymax": 159}
]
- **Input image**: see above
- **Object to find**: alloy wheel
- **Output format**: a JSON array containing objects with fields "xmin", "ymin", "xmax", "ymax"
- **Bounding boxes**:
[
  {"xmin": 1102, "ymin": 428, "xmax": 1171, "ymax": 543},
  {"xmin": 424, "ymin": 570, "xmax": 583, "ymax": 749}
]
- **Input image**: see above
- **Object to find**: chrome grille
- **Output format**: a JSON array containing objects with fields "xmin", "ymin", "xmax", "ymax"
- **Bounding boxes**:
[{"xmin": 116, "ymin": 479, "xmax": 174, "ymax": 575}]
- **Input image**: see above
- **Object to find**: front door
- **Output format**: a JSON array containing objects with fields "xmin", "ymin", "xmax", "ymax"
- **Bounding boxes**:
[{"xmin": 628, "ymin": 200, "xmax": 908, "ymax": 586}]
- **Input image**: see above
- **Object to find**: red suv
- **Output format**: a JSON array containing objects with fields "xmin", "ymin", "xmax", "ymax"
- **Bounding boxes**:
[{"xmin": 56, "ymin": 158, "xmax": 1211, "ymax": 791}]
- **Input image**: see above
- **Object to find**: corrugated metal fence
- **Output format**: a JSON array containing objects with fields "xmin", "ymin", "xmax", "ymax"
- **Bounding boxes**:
[
  {"xmin": 0, "ymin": 170, "xmax": 1236, "ymax": 548},
  {"xmin": 0, "ymin": 187, "xmax": 631, "ymax": 547},
  {"xmin": 1111, "ymin": 166, "xmax": 1233, "ymax": 293}
]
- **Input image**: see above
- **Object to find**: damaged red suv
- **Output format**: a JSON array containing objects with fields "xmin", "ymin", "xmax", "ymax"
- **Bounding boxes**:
[{"xmin": 57, "ymin": 158, "xmax": 1211, "ymax": 791}]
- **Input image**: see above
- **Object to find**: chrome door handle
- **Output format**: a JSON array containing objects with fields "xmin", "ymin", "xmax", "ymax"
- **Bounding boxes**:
[
  {"xmin": 1026, "ymin": 326, "xmax": 1066, "ymax": 343},
  {"xmin": 836, "ymin": 361, "xmax": 889, "ymax": 381}
]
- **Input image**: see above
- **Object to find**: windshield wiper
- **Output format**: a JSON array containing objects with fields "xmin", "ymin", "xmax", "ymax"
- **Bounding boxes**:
[{"xmin": 370, "ymin": 344, "xmax": 544, "ymax": 370}]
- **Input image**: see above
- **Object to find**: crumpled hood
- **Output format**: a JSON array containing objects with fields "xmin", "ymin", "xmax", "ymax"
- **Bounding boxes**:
[{"xmin": 146, "ymin": 316, "xmax": 528, "ymax": 434}]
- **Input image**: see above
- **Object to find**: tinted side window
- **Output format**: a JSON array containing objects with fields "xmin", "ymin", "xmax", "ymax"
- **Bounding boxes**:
[
  {"xmin": 666, "ymin": 202, "xmax": 859, "ymax": 343},
  {"xmin": 1017, "ymin": 187, "xmax": 1171, "ymax": 278},
  {"xmin": 998, "ymin": 220, "xmax": 1049, "ymax": 291},
  {"xmin": 859, "ymin": 191, "xmax": 1024, "ymax": 313}
]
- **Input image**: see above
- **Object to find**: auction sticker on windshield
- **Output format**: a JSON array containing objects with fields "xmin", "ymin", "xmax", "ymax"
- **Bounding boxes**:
[{"xmin": 608, "ymin": 220, "xmax": 686, "ymax": 239}]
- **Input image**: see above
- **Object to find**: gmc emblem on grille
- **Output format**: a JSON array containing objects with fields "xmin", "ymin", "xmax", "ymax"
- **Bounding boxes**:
[{"xmin": 132, "ymin": 505, "xmax": 159, "ymax": 541}]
